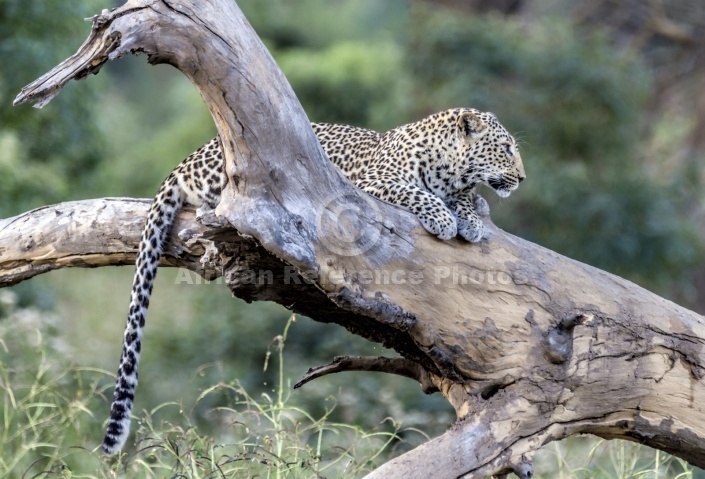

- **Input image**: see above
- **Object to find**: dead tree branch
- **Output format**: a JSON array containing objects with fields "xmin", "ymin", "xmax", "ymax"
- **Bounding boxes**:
[
  {"xmin": 294, "ymin": 356, "xmax": 439, "ymax": 393},
  {"xmin": 0, "ymin": 199, "xmax": 225, "ymax": 287}
]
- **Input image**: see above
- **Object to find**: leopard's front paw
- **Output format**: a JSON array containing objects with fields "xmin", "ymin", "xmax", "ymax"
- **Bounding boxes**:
[
  {"xmin": 457, "ymin": 218, "xmax": 485, "ymax": 243},
  {"xmin": 418, "ymin": 210, "xmax": 457, "ymax": 241}
]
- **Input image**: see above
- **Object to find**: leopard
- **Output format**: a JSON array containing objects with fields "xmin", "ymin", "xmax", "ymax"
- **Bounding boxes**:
[{"xmin": 102, "ymin": 107, "xmax": 525, "ymax": 454}]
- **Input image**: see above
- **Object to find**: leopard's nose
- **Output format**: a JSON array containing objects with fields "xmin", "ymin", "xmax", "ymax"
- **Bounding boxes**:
[{"xmin": 518, "ymin": 175, "xmax": 526, "ymax": 183}]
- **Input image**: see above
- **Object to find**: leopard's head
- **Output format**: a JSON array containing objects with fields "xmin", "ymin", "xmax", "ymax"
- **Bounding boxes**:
[{"xmin": 450, "ymin": 109, "xmax": 525, "ymax": 197}]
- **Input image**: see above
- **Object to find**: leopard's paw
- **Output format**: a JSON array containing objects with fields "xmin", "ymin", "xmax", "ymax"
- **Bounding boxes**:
[
  {"xmin": 418, "ymin": 210, "xmax": 458, "ymax": 240},
  {"xmin": 457, "ymin": 218, "xmax": 485, "ymax": 243}
]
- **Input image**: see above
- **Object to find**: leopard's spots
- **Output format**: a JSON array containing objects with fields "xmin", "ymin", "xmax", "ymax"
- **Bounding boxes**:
[{"xmin": 102, "ymin": 108, "xmax": 525, "ymax": 454}]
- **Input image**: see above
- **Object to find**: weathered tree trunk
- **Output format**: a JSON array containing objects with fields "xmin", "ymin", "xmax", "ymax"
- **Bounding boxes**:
[{"xmin": 6, "ymin": 1, "xmax": 705, "ymax": 477}]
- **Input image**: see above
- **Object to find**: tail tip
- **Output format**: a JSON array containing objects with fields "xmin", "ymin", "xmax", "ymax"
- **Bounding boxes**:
[{"xmin": 102, "ymin": 432, "xmax": 126, "ymax": 455}]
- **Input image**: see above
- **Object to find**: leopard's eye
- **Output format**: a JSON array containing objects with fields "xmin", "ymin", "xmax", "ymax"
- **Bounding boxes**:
[{"xmin": 505, "ymin": 144, "xmax": 513, "ymax": 157}]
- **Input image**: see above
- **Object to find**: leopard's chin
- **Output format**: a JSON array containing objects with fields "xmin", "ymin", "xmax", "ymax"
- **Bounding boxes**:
[{"xmin": 487, "ymin": 177, "xmax": 513, "ymax": 198}]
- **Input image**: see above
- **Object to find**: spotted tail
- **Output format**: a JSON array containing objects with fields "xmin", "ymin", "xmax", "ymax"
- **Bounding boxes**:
[{"xmin": 101, "ymin": 173, "xmax": 183, "ymax": 454}]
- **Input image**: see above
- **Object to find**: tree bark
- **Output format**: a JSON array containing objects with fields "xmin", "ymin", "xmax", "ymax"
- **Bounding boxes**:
[{"xmin": 7, "ymin": 1, "xmax": 705, "ymax": 477}]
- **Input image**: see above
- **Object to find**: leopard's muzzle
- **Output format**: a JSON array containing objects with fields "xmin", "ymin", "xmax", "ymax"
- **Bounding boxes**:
[{"xmin": 488, "ymin": 176, "xmax": 520, "ymax": 198}]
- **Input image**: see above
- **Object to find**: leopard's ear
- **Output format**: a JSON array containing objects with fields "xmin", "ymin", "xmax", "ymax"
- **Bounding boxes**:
[{"xmin": 458, "ymin": 111, "xmax": 488, "ymax": 141}]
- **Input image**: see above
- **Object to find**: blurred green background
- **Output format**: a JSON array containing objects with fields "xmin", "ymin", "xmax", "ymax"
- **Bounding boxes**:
[{"xmin": 2, "ymin": 0, "xmax": 705, "ymax": 477}]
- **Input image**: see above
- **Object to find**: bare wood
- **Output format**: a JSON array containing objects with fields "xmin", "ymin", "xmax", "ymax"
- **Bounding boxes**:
[
  {"xmin": 0, "ymin": 199, "xmax": 215, "ymax": 287},
  {"xmin": 294, "ymin": 356, "xmax": 439, "ymax": 393},
  {"xmin": 8, "ymin": 0, "xmax": 705, "ymax": 477}
]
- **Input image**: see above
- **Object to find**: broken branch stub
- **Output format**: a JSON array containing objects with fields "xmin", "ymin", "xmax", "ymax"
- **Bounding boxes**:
[{"xmin": 9, "ymin": 0, "xmax": 705, "ymax": 477}]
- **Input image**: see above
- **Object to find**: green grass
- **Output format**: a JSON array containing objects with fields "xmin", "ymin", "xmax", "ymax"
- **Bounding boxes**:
[
  {"xmin": 533, "ymin": 435, "xmax": 697, "ymax": 479},
  {"xmin": 0, "ymin": 313, "xmax": 404, "ymax": 478},
  {"xmin": 1, "ymin": 292, "xmax": 701, "ymax": 478}
]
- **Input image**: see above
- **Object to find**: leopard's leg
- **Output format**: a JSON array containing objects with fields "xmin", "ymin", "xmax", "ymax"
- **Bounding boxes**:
[
  {"xmin": 447, "ymin": 190, "xmax": 485, "ymax": 243},
  {"xmin": 359, "ymin": 180, "xmax": 457, "ymax": 240}
]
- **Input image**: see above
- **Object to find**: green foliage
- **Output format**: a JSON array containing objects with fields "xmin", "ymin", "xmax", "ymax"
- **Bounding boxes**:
[
  {"xmin": 240, "ymin": 0, "xmax": 409, "ymax": 51},
  {"xmin": 0, "ymin": 290, "xmax": 109, "ymax": 476},
  {"xmin": 88, "ymin": 62, "xmax": 214, "ymax": 198},
  {"xmin": 37, "ymin": 267, "xmax": 453, "ymax": 448},
  {"xmin": 521, "ymin": 175, "xmax": 702, "ymax": 288},
  {"xmin": 0, "ymin": 0, "xmax": 106, "ymax": 215},
  {"xmin": 238, "ymin": 0, "xmax": 409, "ymax": 131},
  {"xmin": 409, "ymin": 12, "xmax": 649, "ymax": 162},
  {"xmin": 407, "ymin": 7, "xmax": 702, "ymax": 297},
  {"xmin": 0, "ymin": 307, "xmax": 406, "ymax": 478},
  {"xmin": 278, "ymin": 42, "xmax": 403, "ymax": 129},
  {"xmin": 534, "ymin": 436, "xmax": 696, "ymax": 479}
]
